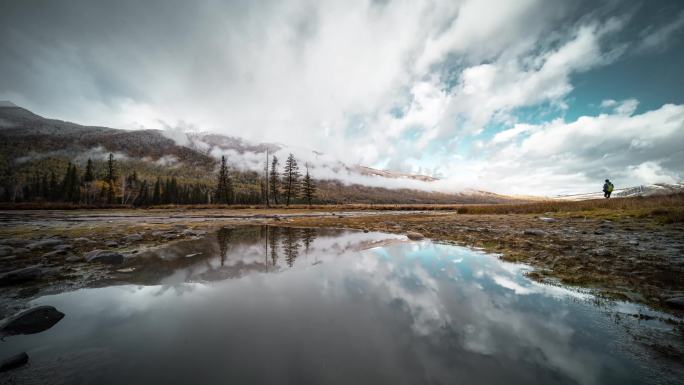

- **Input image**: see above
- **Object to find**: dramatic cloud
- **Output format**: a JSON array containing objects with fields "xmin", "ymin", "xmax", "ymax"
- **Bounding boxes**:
[{"xmin": 1, "ymin": 0, "xmax": 683, "ymax": 195}]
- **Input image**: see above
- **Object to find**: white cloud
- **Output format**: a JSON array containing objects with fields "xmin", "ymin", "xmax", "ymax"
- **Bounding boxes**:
[
  {"xmin": 2, "ymin": 0, "xmax": 683, "ymax": 195},
  {"xmin": 477, "ymin": 103, "xmax": 684, "ymax": 195},
  {"xmin": 637, "ymin": 10, "xmax": 684, "ymax": 53}
]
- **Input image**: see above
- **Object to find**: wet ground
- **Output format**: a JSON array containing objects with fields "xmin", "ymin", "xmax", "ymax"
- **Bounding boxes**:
[{"xmin": 1, "ymin": 226, "xmax": 682, "ymax": 385}]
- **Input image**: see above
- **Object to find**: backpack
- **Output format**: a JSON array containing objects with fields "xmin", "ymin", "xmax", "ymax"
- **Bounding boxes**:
[{"xmin": 607, "ymin": 182, "xmax": 614, "ymax": 192}]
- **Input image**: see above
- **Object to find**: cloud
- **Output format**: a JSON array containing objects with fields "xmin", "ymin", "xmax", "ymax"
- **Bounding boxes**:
[
  {"xmin": 479, "ymin": 103, "xmax": 684, "ymax": 195},
  {"xmin": 637, "ymin": 10, "xmax": 684, "ymax": 53},
  {"xmin": 1, "ymin": 0, "xmax": 682, "ymax": 195}
]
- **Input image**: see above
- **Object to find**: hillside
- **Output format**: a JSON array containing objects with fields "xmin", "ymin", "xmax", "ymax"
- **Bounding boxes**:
[{"xmin": 0, "ymin": 103, "xmax": 519, "ymax": 204}]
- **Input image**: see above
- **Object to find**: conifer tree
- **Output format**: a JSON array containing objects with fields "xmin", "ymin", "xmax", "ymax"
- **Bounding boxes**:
[
  {"xmin": 84, "ymin": 159, "xmax": 94, "ymax": 183},
  {"xmin": 302, "ymin": 166, "xmax": 316, "ymax": 207},
  {"xmin": 269, "ymin": 155, "xmax": 280, "ymax": 205},
  {"xmin": 134, "ymin": 180, "xmax": 149, "ymax": 206},
  {"xmin": 153, "ymin": 178, "xmax": 161, "ymax": 205},
  {"xmin": 283, "ymin": 153, "xmax": 300, "ymax": 206},
  {"xmin": 49, "ymin": 171, "xmax": 58, "ymax": 201},
  {"xmin": 215, "ymin": 156, "xmax": 233, "ymax": 204},
  {"xmin": 105, "ymin": 153, "xmax": 116, "ymax": 204},
  {"xmin": 106, "ymin": 153, "xmax": 116, "ymax": 183}
]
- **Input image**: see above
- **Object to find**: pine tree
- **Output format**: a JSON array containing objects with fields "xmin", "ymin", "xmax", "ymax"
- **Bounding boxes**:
[
  {"xmin": 48, "ymin": 171, "xmax": 58, "ymax": 201},
  {"xmin": 134, "ymin": 180, "xmax": 149, "ymax": 206},
  {"xmin": 84, "ymin": 159, "xmax": 94, "ymax": 183},
  {"xmin": 104, "ymin": 153, "xmax": 116, "ymax": 204},
  {"xmin": 215, "ymin": 156, "xmax": 233, "ymax": 204},
  {"xmin": 269, "ymin": 156, "xmax": 280, "ymax": 205},
  {"xmin": 283, "ymin": 153, "xmax": 300, "ymax": 206},
  {"xmin": 153, "ymin": 178, "xmax": 161, "ymax": 205},
  {"xmin": 302, "ymin": 166, "xmax": 316, "ymax": 207},
  {"xmin": 106, "ymin": 181, "xmax": 115, "ymax": 204},
  {"xmin": 106, "ymin": 153, "xmax": 116, "ymax": 183},
  {"xmin": 40, "ymin": 174, "xmax": 48, "ymax": 200}
]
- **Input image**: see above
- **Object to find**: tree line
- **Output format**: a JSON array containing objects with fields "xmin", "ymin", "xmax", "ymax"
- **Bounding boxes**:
[{"xmin": 0, "ymin": 152, "xmax": 316, "ymax": 207}]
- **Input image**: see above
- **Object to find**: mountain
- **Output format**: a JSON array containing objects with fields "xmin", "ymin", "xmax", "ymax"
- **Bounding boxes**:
[
  {"xmin": 556, "ymin": 183, "xmax": 684, "ymax": 200},
  {"xmin": 0, "ymin": 103, "xmax": 519, "ymax": 204}
]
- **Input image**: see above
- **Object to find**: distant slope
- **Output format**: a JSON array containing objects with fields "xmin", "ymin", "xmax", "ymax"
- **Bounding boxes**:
[
  {"xmin": 556, "ymin": 183, "xmax": 684, "ymax": 200},
  {"xmin": 0, "ymin": 103, "xmax": 521, "ymax": 204}
]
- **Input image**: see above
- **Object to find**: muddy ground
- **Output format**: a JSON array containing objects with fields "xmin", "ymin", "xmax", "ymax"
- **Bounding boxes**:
[{"xmin": 0, "ymin": 208, "xmax": 682, "ymax": 319}]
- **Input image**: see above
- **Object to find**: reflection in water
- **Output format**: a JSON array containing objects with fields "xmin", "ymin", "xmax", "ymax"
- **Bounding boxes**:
[
  {"xmin": 0, "ymin": 227, "xmax": 681, "ymax": 385},
  {"xmin": 269, "ymin": 226, "xmax": 279, "ymax": 267},
  {"xmin": 216, "ymin": 227, "xmax": 232, "ymax": 267},
  {"xmin": 113, "ymin": 226, "xmax": 330, "ymax": 285}
]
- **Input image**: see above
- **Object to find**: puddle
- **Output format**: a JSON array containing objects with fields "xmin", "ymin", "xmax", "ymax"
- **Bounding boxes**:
[{"xmin": 0, "ymin": 226, "xmax": 681, "ymax": 384}]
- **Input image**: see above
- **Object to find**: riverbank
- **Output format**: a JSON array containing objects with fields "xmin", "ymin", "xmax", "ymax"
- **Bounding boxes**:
[{"xmin": 1, "ymin": 195, "xmax": 683, "ymax": 316}]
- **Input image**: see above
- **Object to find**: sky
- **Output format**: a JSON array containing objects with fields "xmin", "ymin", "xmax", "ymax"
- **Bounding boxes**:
[{"xmin": 1, "ymin": 0, "xmax": 683, "ymax": 195}]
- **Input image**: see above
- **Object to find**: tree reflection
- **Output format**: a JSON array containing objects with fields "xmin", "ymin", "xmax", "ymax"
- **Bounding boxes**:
[
  {"xmin": 302, "ymin": 228, "xmax": 316, "ymax": 256},
  {"xmin": 282, "ymin": 228, "xmax": 301, "ymax": 267},
  {"xmin": 216, "ymin": 227, "xmax": 233, "ymax": 267},
  {"xmin": 269, "ymin": 226, "xmax": 280, "ymax": 266}
]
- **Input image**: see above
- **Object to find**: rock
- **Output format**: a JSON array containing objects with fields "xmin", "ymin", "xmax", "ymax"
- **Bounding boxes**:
[
  {"xmin": 182, "ymin": 229, "xmax": 206, "ymax": 237},
  {"xmin": 84, "ymin": 249, "xmax": 104, "ymax": 260},
  {"xmin": 363, "ymin": 229, "xmax": 369, "ymax": 233},
  {"xmin": 151, "ymin": 231, "xmax": 165, "ymax": 237},
  {"xmin": 73, "ymin": 237, "xmax": 92, "ymax": 242},
  {"xmin": 26, "ymin": 239, "xmax": 63, "ymax": 250},
  {"xmin": 105, "ymin": 241, "xmax": 119, "ymax": 248},
  {"xmin": 124, "ymin": 234, "xmax": 143, "ymax": 242},
  {"xmin": 593, "ymin": 248, "xmax": 612, "ymax": 257},
  {"xmin": 116, "ymin": 267, "xmax": 135, "ymax": 273},
  {"xmin": 627, "ymin": 239, "xmax": 639, "ymax": 246},
  {"xmin": 163, "ymin": 233, "xmax": 178, "ymax": 240},
  {"xmin": 0, "ymin": 266, "xmax": 43, "ymax": 286},
  {"xmin": 406, "ymin": 232, "xmax": 425, "ymax": 240},
  {"xmin": 538, "ymin": 217, "xmax": 556, "ymax": 222},
  {"xmin": 65, "ymin": 255, "xmax": 83, "ymax": 262},
  {"xmin": 42, "ymin": 250, "xmax": 67, "ymax": 258},
  {"xmin": 664, "ymin": 297, "xmax": 684, "ymax": 309},
  {"xmin": 523, "ymin": 229, "xmax": 547, "ymax": 236},
  {"xmin": 0, "ymin": 246, "xmax": 13, "ymax": 257},
  {"xmin": 86, "ymin": 251, "xmax": 124, "ymax": 264},
  {"xmin": 53, "ymin": 244, "xmax": 73, "ymax": 252},
  {"xmin": 0, "ymin": 306, "xmax": 64, "ymax": 337},
  {"xmin": 0, "ymin": 352, "xmax": 29, "ymax": 372},
  {"xmin": 0, "ymin": 238, "xmax": 30, "ymax": 246}
]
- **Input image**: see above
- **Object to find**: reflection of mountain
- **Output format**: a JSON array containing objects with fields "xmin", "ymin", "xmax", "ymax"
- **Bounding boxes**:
[{"xmin": 114, "ymin": 226, "xmax": 402, "ymax": 285}]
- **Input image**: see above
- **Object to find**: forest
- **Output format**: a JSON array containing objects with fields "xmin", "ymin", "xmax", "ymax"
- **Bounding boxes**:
[{"xmin": 0, "ymin": 152, "xmax": 316, "ymax": 207}]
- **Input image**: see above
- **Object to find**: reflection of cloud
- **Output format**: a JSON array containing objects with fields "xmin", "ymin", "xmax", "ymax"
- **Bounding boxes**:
[
  {"xmin": 491, "ymin": 274, "xmax": 534, "ymax": 295},
  {"xmin": 347, "ymin": 243, "xmax": 604, "ymax": 384}
]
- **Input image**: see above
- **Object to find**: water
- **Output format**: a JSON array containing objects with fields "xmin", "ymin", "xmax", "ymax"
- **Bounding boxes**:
[{"xmin": 1, "ymin": 226, "xmax": 681, "ymax": 385}]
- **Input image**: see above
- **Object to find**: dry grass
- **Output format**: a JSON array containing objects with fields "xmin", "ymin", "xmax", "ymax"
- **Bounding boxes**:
[
  {"xmin": 454, "ymin": 194, "xmax": 684, "ymax": 215},
  {"xmin": 2, "ymin": 194, "xmax": 684, "ymax": 219}
]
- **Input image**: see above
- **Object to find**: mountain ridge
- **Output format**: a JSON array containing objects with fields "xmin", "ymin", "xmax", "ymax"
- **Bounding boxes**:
[{"xmin": 0, "ymin": 104, "xmax": 518, "ymax": 204}]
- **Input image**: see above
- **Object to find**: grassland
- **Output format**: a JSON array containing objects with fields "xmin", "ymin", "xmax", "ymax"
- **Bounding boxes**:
[{"xmin": 1, "ymin": 194, "xmax": 683, "ymax": 316}]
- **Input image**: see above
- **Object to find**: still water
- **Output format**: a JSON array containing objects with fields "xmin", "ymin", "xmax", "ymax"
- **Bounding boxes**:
[{"xmin": 1, "ymin": 226, "xmax": 681, "ymax": 385}]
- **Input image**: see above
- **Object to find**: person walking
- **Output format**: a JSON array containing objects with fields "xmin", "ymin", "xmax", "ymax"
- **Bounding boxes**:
[{"xmin": 603, "ymin": 179, "xmax": 614, "ymax": 198}]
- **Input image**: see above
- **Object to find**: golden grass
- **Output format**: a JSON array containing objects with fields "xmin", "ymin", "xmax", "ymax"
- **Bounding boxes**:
[
  {"xmin": 454, "ymin": 194, "xmax": 684, "ymax": 215},
  {"xmin": 2, "ymin": 194, "xmax": 683, "ymax": 219}
]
